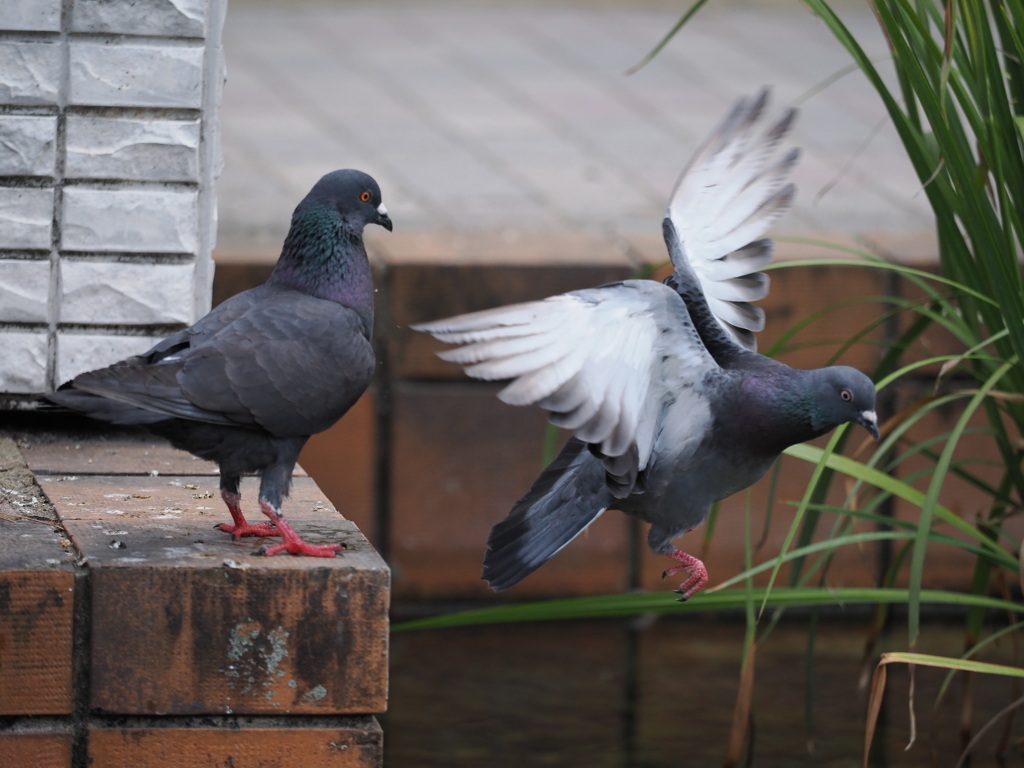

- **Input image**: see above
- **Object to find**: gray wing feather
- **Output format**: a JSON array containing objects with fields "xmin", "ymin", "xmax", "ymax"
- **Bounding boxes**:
[
  {"xmin": 415, "ymin": 279, "xmax": 718, "ymax": 491},
  {"xmin": 58, "ymin": 286, "xmax": 374, "ymax": 437},
  {"xmin": 665, "ymin": 90, "xmax": 799, "ymax": 351}
]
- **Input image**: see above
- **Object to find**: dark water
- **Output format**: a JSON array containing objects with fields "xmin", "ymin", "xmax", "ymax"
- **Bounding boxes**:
[{"xmin": 385, "ymin": 616, "xmax": 1024, "ymax": 768}]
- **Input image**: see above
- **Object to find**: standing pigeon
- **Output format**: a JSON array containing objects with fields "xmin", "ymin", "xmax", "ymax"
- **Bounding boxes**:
[
  {"xmin": 414, "ymin": 93, "xmax": 879, "ymax": 598},
  {"xmin": 49, "ymin": 169, "xmax": 391, "ymax": 557}
]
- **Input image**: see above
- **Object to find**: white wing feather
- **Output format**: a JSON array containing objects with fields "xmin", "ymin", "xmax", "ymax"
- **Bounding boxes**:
[
  {"xmin": 413, "ymin": 281, "xmax": 717, "ymax": 466},
  {"xmin": 666, "ymin": 90, "xmax": 799, "ymax": 350}
]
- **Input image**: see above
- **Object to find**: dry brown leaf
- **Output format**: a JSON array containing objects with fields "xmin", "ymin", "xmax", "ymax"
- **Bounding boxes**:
[
  {"xmin": 723, "ymin": 642, "xmax": 756, "ymax": 768},
  {"xmin": 937, "ymin": 355, "xmax": 964, "ymax": 382},
  {"xmin": 863, "ymin": 662, "xmax": 888, "ymax": 768}
]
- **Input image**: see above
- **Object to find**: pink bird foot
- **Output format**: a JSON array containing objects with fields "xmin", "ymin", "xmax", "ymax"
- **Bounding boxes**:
[
  {"xmin": 252, "ymin": 500, "xmax": 344, "ymax": 558},
  {"xmin": 662, "ymin": 549, "xmax": 708, "ymax": 601},
  {"xmin": 218, "ymin": 521, "xmax": 280, "ymax": 539},
  {"xmin": 217, "ymin": 490, "xmax": 280, "ymax": 540}
]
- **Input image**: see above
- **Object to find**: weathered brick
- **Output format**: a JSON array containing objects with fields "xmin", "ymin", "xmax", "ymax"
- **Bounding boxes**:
[
  {"xmin": 299, "ymin": 391, "xmax": 377, "ymax": 546},
  {"xmin": 0, "ymin": 259, "xmax": 49, "ymax": 323},
  {"xmin": 60, "ymin": 260, "xmax": 195, "ymax": 325},
  {"xmin": 0, "ymin": 0, "xmax": 61, "ymax": 32},
  {"xmin": 62, "ymin": 188, "xmax": 198, "ymax": 253},
  {"xmin": 0, "ymin": 41, "xmax": 60, "ymax": 105},
  {"xmin": 0, "ymin": 116, "xmax": 57, "ymax": 176},
  {"xmin": 374, "ymin": 232, "xmax": 636, "ymax": 380},
  {"xmin": 66, "ymin": 117, "xmax": 200, "ymax": 182},
  {"xmin": 0, "ymin": 569, "xmax": 75, "ymax": 714},
  {"xmin": 88, "ymin": 721, "xmax": 382, "ymax": 768},
  {"xmin": 0, "ymin": 332, "xmax": 47, "ymax": 393},
  {"xmin": 49, "ymin": 474, "xmax": 388, "ymax": 715},
  {"xmin": 72, "ymin": 0, "xmax": 206, "ymax": 38},
  {"xmin": 69, "ymin": 42, "xmax": 204, "ymax": 109},
  {"xmin": 389, "ymin": 382, "xmax": 628, "ymax": 599},
  {"xmin": 0, "ymin": 437, "xmax": 76, "ymax": 716},
  {"xmin": 0, "ymin": 187, "xmax": 53, "ymax": 250},
  {"xmin": 57, "ymin": 334, "xmax": 162, "ymax": 385},
  {"xmin": 0, "ymin": 732, "xmax": 72, "ymax": 767},
  {"xmin": 888, "ymin": 379, "xmax": 1016, "ymax": 591},
  {"xmin": 890, "ymin": 266, "xmax": 970, "ymax": 376}
]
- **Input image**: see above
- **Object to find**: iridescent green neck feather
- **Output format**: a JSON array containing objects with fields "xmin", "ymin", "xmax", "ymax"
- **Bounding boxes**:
[{"xmin": 268, "ymin": 201, "xmax": 374, "ymax": 328}]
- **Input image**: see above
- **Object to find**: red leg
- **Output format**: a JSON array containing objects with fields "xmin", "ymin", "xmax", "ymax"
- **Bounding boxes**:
[
  {"xmin": 216, "ymin": 490, "xmax": 280, "ymax": 540},
  {"xmin": 662, "ymin": 549, "xmax": 708, "ymax": 601},
  {"xmin": 254, "ymin": 500, "xmax": 344, "ymax": 558}
]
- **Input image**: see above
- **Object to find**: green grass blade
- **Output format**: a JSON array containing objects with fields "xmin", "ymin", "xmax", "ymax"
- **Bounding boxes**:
[
  {"xmin": 936, "ymin": 621, "xmax": 1024, "ymax": 703},
  {"xmin": 393, "ymin": 588, "xmax": 1023, "ymax": 631},
  {"xmin": 908, "ymin": 359, "xmax": 1018, "ymax": 645},
  {"xmin": 761, "ymin": 428, "xmax": 846, "ymax": 617},
  {"xmin": 625, "ymin": 0, "xmax": 710, "ymax": 74},
  {"xmin": 783, "ymin": 443, "xmax": 1018, "ymax": 570}
]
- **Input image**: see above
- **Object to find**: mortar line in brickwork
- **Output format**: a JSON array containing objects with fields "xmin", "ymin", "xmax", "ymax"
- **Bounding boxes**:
[
  {"xmin": 61, "ymin": 179, "xmax": 201, "ymax": 192},
  {"xmin": 55, "ymin": 5, "xmax": 92, "ymax": 765},
  {"xmin": 374, "ymin": 270, "xmax": 394, "ymax": 563},
  {"xmin": 80, "ymin": 714, "xmax": 381, "ymax": 729},
  {"xmin": 63, "ymin": 106, "xmax": 201, "ymax": 120},
  {"xmin": 45, "ymin": 0, "xmax": 73, "ymax": 393},
  {"xmin": 193, "ymin": 0, "xmax": 227, "ymax": 321},
  {"xmin": 57, "ymin": 322, "xmax": 187, "ymax": 335},
  {"xmin": 874, "ymin": 267, "xmax": 903, "ymax": 587},
  {"xmin": 57, "ymin": 251, "xmax": 198, "ymax": 264},
  {"xmin": 0, "ymin": 105, "xmax": 60, "ymax": 116},
  {"xmin": 66, "ymin": 32, "xmax": 207, "ymax": 48},
  {"xmin": 70, "ymin": 568, "xmax": 92, "ymax": 768}
]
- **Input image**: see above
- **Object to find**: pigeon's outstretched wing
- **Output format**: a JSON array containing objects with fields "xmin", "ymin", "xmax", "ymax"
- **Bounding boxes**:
[
  {"xmin": 413, "ymin": 279, "xmax": 718, "ymax": 493},
  {"xmin": 666, "ymin": 90, "xmax": 798, "ymax": 351}
]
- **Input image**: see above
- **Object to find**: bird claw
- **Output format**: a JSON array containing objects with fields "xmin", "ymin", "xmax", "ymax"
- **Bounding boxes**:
[
  {"xmin": 663, "ymin": 549, "xmax": 709, "ymax": 600},
  {"xmin": 217, "ymin": 521, "xmax": 280, "ymax": 540},
  {"xmin": 259, "ymin": 540, "xmax": 343, "ymax": 558}
]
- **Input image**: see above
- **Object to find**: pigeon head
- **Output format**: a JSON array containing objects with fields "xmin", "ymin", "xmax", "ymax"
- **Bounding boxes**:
[
  {"xmin": 271, "ymin": 169, "xmax": 390, "ymax": 313},
  {"xmin": 810, "ymin": 366, "xmax": 879, "ymax": 440},
  {"xmin": 300, "ymin": 169, "xmax": 393, "ymax": 233}
]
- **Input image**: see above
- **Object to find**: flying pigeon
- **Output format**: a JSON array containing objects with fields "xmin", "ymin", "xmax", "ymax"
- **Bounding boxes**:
[
  {"xmin": 49, "ymin": 169, "xmax": 391, "ymax": 557},
  {"xmin": 413, "ymin": 92, "xmax": 879, "ymax": 599}
]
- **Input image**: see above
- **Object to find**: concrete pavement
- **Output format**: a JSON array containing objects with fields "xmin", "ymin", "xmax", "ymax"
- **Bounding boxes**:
[{"xmin": 215, "ymin": 1, "xmax": 933, "ymax": 259}]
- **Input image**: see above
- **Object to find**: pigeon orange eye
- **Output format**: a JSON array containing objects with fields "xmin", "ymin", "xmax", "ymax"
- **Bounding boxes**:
[
  {"xmin": 840, "ymin": 389, "xmax": 852, "ymax": 402},
  {"xmin": 360, "ymin": 191, "xmax": 371, "ymax": 202}
]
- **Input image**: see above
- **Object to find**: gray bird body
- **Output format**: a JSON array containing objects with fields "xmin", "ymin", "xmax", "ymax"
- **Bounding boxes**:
[
  {"xmin": 49, "ymin": 169, "xmax": 391, "ymax": 556},
  {"xmin": 415, "ymin": 93, "xmax": 880, "ymax": 594}
]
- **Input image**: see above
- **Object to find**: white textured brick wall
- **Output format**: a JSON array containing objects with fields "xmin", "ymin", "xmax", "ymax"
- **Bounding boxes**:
[
  {"xmin": 66, "ymin": 117, "xmax": 200, "ymax": 181},
  {"xmin": 0, "ymin": 0, "xmax": 226, "ymax": 399},
  {"xmin": 57, "ymin": 333, "xmax": 164, "ymax": 384}
]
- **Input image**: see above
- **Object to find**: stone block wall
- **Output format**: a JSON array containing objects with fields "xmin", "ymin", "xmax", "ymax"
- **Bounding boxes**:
[{"xmin": 0, "ymin": 0, "xmax": 226, "ymax": 398}]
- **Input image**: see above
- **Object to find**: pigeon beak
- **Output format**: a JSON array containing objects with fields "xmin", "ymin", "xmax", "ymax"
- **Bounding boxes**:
[
  {"xmin": 857, "ymin": 409, "xmax": 880, "ymax": 441},
  {"xmin": 375, "ymin": 202, "xmax": 393, "ymax": 232}
]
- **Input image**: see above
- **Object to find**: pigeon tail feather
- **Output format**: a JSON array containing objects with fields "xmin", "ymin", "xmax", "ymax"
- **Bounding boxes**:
[
  {"xmin": 47, "ymin": 387, "xmax": 174, "ymax": 425},
  {"xmin": 483, "ymin": 438, "xmax": 610, "ymax": 591}
]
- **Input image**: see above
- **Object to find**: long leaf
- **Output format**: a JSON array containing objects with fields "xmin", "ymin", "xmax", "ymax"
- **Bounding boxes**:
[
  {"xmin": 393, "ymin": 588, "xmax": 1023, "ymax": 631},
  {"xmin": 908, "ymin": 359, "xmax": 1017, "ymax": 645},
  {"xmin": 783, "ymin": 443, "xmax": 1018, "ymax": 570}
]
